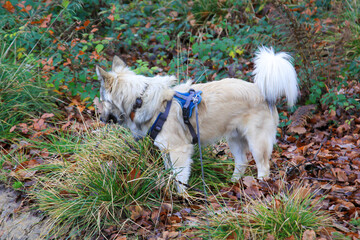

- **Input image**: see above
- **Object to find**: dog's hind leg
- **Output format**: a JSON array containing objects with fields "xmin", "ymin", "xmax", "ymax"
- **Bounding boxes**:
[
  {"xmin": 227, "ymin": 132, "xmax": 249, "ymax": 182},
  {"xmin": 247, "ymin": 132, "xmax": 273, "ymax": 178},
  {"xmin": 168, "ymin": 144, "xmax": 194, "ymax": 194}
]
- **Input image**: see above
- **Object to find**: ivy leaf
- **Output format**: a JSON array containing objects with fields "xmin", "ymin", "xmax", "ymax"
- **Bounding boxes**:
[
  {"xmin": 95, "ymin": 44, "xmax": 104, "ymax": 53},
  {"xmin": 62, "ymin": 0, "xmax": 70, "ymax": 8}
]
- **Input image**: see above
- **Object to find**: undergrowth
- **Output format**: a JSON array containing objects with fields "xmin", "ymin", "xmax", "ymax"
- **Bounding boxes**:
[
  {"xmin": 33, "ymin": 126, "xmax": 173, "ymax": 238},
  {"xmin": 0, "ymin": 41, "xmax": 59, "ymax": 139},
  {"xmin": 195, "ymin": 184, "xmax": 332, "ymax": 240}
]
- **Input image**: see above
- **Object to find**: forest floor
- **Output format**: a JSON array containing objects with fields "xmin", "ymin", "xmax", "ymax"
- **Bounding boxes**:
[{"xmin": 1, "ymin": 80, "xmax": 359, "ymax": 239}]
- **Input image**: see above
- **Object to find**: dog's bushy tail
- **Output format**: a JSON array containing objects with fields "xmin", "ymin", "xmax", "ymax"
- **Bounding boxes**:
[{"xmin": 253, "ymin": 46, "xmax": 298, "ymax": 107}]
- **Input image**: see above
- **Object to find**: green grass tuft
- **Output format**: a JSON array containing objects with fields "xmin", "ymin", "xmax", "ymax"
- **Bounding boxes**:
[
  {"xmin": 240, "ymin": 185, "xmax": 332, "ymax": 239},
  {"xmin": 33, "ymin": 125, "xmax": 173, "ymax": 238},
  {"xmin": 0, "ymin": 41, "xmax": 59, "ymax": 139},
  {"xmin": 191, "ymin": 183, "xmax": 332, "ymax": 240}
]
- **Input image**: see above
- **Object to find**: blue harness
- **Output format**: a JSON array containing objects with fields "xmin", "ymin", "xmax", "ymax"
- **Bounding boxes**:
[
  {"xmin": 148, "ymin": 89, "xmax": 202, "ymax": 144},
  {"xmin": 173, "ymin": 90, "xmax": 202, "ymax": 120}
]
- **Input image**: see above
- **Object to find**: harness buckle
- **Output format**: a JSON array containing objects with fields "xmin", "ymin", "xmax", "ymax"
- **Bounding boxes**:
[{"xmin": 192, "ymin": 96, "xmax": 199, "ymax": 104}]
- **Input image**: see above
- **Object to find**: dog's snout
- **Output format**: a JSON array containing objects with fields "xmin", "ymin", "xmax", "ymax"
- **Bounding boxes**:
[
  {"xmin": 108, "ymin": 114, "xmax": 118, "ymax": 124},
  {"xmin": 100, "ymin": 116, "xmax": 105, "ymax": 123}
]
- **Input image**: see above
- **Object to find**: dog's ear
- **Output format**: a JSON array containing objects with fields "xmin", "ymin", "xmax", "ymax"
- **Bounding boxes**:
[
  {"xmin": 96, "ymin": 65, "xmax": 114, "ymax": 89},
  {"xmin": 112, "ymin": 56, "xmax": 126, "ymax": 71},
  {"xmin": 96, "ymin": 65, "xmax": 110, "ymax": 81}
]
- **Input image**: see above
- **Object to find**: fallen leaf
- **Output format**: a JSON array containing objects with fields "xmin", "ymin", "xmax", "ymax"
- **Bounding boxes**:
[
  {"xmin": 169, "ymin": 215, "xmax": 181, "ymax": 223},
  {"xmin": 2, "ymin": 1, "xmax": 15, "ymax": 13},
  {"xmin": 114, "ymin": 236, "xmax": 126, "ymax": 240},
  {"xmin": 62, "ymin": 121, "xmax": 71, "ymax": 130},
  {"xmin": 302, "ymin": 229, "xmax": 316, "ymax": 240},
  {"xmin": 129, "ymin": 205, "xmax": 145, "ymax": 221},
  {"xmin": 18, "ymin": 123, "xmax": 29, "ymax": 134},
  {"xmin": 128, "ymin": 168, "xmax": 141, "ymax": 182},
  {"xmin": 266, "ymin": 233, "xmax": 275, "ymax": 240},
  {"xmin": 107, "ymin": 14, "xmax": 114, "ymax": 21},
  {"xmin": 243, "ymin": 176, "xmax": 256, "ymax": 188},
  {"xmin": 289, "ymin": 126, "xmax": 306, "ymax": 134},
  {"xmin": 160, "ymin": 203, "xmax": 172, "ymax": 212},
  {"xmin": 9, "ymin": 125, "xmax": 17, "ymax": 133},
  {"xmin": 33, "ymin": 118, "xmax": 46, "ymax": 131},
  {"xmin": 168, "ymin": 231, "xmax": 179, "ymax": 238},
  {"xmin": 41, "ymin": 113, "xmax": 54, "ymax": 119},
  {"xmin": 40, "ymin": 14, "xmax": 52, "ymax": 28}
]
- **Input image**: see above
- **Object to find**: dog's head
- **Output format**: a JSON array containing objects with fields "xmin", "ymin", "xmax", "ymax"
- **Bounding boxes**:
[
  {"xmin": 96, "ymin": 56, "xmax": 130, "ymax": 125},
  {"xmin": 96, "ymin": 56, "xmax": 177, "ymax": 137}
]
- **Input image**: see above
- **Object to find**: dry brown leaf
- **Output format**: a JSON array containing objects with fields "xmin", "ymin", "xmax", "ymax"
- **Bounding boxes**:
[
  {"xmin": 41, "ymin": 113, "xmax": 54, "ymax": 119},
  {"xmin": 114, "ymin": 236, "xmax": 126, "ymax": 240},
  {"xmin": 129, "ymin": 205, "xmax": 144, "ymax": 221},
  {"xmin": 243, "ymin": 176, "xmax": 256, "ymax": 188},
  {"xmin": 288, "ymin": 105, "xmax": 316, "ymax": 134},
  {"xmin": 289, "ymin": 126, "xmax": 307, "ymax": 134},
  {"xmin": 266, "ymin": 233, "xmax": 276, "ymax": 240},
  {"xmin": 302, "ymin": 229, "xmax": 316, "ymax": 240}
]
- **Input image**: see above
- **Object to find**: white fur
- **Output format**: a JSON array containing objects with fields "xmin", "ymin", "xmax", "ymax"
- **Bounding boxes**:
[
  {"xmin": 97, "ymin": 47, "xmax": 298, "ymax": 194},
  {"xmin": 253, "ymin": 46, "xmax": 298, "ymax": 107}
]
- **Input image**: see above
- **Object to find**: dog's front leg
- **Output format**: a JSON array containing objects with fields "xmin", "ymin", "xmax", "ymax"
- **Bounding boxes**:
[
  {"xmin": 168, "ymin": 144, "xmax": 194, "ymax": 194},
  {"xmin": 161, "ymin": 153, "xmax": 172, "ymax": 170}
]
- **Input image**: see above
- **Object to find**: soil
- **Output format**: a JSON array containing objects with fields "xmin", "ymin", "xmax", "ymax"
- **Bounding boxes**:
[{"xmin": 0, "ymin": 184, "xmax": 47, "ymax": 240}]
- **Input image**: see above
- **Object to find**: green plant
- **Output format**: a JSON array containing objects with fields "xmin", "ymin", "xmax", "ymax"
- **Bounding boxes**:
[
  {"xmin": 29, "ymin": 129, "xmax": 82, "ymax": 156},
  {"xmin": 188, "ymin": 183, "xmax": 331, "ymax": 239},
  {"xmin": 331, "ymin": 217, "xmax": 360, "ymax": 240},
  {"xmin": 350, "ymin": 218, "xmax": 360, "ymax": 227},
  {"xmin": 332, "ymin": 231, "xmax": 352, "ymax": 240},
  {"xmin": 344, "ymin": 0, "xmax": 360, "ymax": 58},
  {"xmin": 193, "ymin": 211, "xmax": 246, "ymax": 239},
  {"xmin": 132, "ymin": 60, "xmax": 160, "ymax": 76},
  {"xmin": 0, "ymin": 40, "xmax": 59, "ymax": 139},
  {"xmin": 241, "ymin": 186, "xmax": 332, "ymax": 239},
  {"xmin": 12, "ymin": 181, "xmax": 24, "ymax": 189},
  {"xmin": 191, "ymin": 0, "xmax": 234, "ymax": 23},
  {"xmin": 188, "ymin": 145, "xmax": 233, "ymax": 193},
  {"xmin": 33, "ymin": 125, "xmax": 173, "ymax": 238}
]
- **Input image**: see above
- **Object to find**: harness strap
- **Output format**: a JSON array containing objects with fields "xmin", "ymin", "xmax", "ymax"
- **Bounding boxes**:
[
  {"xmin": 148, "ymin": 100, "xmax": 172, "ymax": 141},
  {"xmin": 174, "ymin": 89, "xmax": 201, "ymax": 144},
  {"xmin": 185, "ymin": 119, "xmax": 198, "ymax": 144}
]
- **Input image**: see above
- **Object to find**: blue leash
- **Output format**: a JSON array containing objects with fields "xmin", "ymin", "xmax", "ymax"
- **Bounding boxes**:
[{"xmin": 193, "ymin": 95, "xmax": 207, "ymax": 198}]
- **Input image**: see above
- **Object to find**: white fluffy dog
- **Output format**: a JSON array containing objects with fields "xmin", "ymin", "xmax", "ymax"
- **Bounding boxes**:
[{"xmin": 96, "ymin": 47, "xmax": 298, "ymax": 193}]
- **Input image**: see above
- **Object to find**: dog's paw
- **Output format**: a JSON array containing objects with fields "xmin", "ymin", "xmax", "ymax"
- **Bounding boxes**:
[
  {"xmin": 230, "ymin": 176, "xmax": 241, "ymax": 183},
  {"xmin": 230, "ymin": 172, "xmax": 244, "ymax": 182}
]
